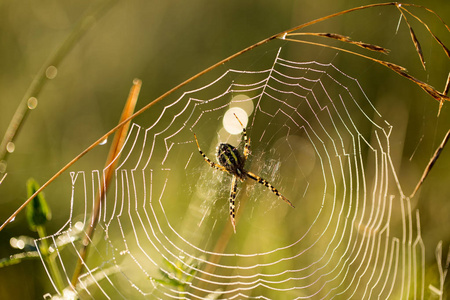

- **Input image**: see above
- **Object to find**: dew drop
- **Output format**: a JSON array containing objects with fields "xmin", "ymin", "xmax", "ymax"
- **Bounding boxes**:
[
  {"xmin": 45, "ymin": 65, "xmax": 58, "ymax": 79},
  {"xmin": 9, "ymin": 237, "xmax": 18, "ymax": 248},
  {"xmin": 27, "ymin": 97, "xmax": 38, "ymax": 109},
  {"xmin": 99, "ymin": 138, "xmax": 108, "ymax": 145},
  {"xmin": 16, "ymin": 239, "xmax": 25, "ymax": 250},
  {"xmin": 6, "ymin": 142, "xmax": 15, "ymax": 153}
]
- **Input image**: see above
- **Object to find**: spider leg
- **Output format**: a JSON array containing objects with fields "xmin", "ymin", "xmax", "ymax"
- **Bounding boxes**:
[
  {"xmin": 194, "ymin": 133, "xmax": 228, "ymax": 172},
  {"xmin": 246, "ymin": 171, "xmax": 295, "ymax": 208},
  {"xmin": 233, "ymin": 114, "xmax": 250, "ymax": 160},
  {"xmin": 229, "ymin": 175, "xmax": 238, "ymax": 233}
]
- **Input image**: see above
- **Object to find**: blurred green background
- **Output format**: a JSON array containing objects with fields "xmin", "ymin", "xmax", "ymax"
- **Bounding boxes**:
[{"xmin": 0, "ymin": 0, "xmax": 449, "ymax": 298}]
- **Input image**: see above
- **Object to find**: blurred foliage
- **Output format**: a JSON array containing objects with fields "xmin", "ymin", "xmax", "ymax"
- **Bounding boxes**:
[{"xmin": 26, "ymin": 178, "xmax": 51, "ymax": 232}]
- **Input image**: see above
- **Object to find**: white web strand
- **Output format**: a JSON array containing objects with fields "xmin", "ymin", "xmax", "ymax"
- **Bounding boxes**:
[{"xmin": 38, "ymin": 47, "xmax": 427, "ymax": 299}]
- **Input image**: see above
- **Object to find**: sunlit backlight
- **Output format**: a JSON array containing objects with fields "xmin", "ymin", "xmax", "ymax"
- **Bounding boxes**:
[{"xmin": 223, "ymin": 107, "xmax": 248, "ymax": 135}]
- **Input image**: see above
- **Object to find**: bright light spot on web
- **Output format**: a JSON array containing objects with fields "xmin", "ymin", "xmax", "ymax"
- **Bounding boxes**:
[{"xmin": 223, "ymin": 107, "xmax": 248, "ymax": 134}]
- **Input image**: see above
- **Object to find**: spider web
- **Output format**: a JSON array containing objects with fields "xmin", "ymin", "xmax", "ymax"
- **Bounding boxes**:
[{"xmin": 40, "ymin": 46, "xmax": 431, "ymax": 299}]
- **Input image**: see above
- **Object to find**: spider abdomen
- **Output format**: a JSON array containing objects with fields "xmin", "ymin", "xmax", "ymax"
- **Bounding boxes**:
[{"xmin": 217, "ymin": 143, "xmax": 246, "ymax": 180}]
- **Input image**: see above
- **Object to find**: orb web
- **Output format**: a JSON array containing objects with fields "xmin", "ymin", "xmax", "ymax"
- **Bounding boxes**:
[{"xmin": 40, "ymin": 48, "xmax": 425, "ymax": 299}]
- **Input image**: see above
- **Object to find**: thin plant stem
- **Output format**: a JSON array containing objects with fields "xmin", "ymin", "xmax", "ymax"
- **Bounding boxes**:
[
  {"xmin": 0, "ymin": 251, "xmax": 40, "ymax": 268},
  {"xmin": 0, "ymin": 0, "xmax": 118, "ymax": 169},
  {"xmin": 36, "ymin": 225, "xmax": 65, "ymax": 294},
  {"xmin": 71, "ymin": 79, "xmax": 141, "ymax": 288}
]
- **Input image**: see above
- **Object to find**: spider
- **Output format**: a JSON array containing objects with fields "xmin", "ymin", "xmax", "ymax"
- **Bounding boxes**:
[{"xmin": 193, "ymin": 114, "xmax": 294, "ymax": 233}]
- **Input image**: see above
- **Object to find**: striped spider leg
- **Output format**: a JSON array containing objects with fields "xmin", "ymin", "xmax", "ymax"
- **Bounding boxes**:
[{"xmin": 193, "ymin": 114, "xmax": 294, "ymax": 233}]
